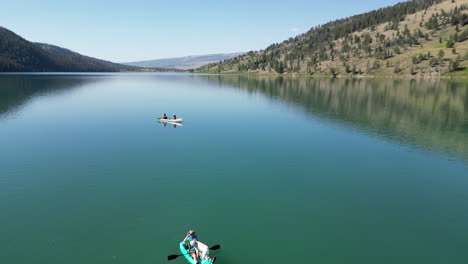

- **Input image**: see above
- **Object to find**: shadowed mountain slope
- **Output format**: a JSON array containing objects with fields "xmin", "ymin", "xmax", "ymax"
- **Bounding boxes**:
[{"xmin": 0, "ymin": 27, "xmax": 135, "ymax": 72}]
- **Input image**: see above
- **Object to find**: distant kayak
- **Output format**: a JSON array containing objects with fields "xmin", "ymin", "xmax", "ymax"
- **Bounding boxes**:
[
  {"xmin": 179, "ymin": 242, "xmax": 214, "ymax": 264},
  {"xmin": 159, "ymin": 118, "xmax": 183, "ymax": 123}
]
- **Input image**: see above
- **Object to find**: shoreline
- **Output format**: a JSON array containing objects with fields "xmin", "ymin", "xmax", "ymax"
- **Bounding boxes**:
[
  {"xmin": 193, "ymin": 71, "xmax": 468, "ymax": 79},
  {"xmin": 1, "ymin": 70, "xmax": 467, "ymax": 80}
]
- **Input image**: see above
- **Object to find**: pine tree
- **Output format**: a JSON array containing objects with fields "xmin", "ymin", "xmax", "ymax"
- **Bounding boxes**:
[
  {"xmin": 449, "ymin": 60, "xmax": 454, "ymax": 72},
  {"xmin": 329, "ymin": 67, "xmax": 338, "ymax": 78},
  {"xmin": 453, "ymin": 55, "xmax": 461, "ymax": 70},
  {"xmin": 345, "ymin": 64, "xmax": 351, "ymax": 73},
  {"xmin": 446, "ymin": 39, "xmax": 455, "ymax": 48},
  {"xmin": 373, "ymin": 60, "xmax": 381, "ymax": 70},
  {"xmin": 394, "ymin": 61, "xmax": 401, "ymax": 73},
  {"xmin": 438, "ymin": 49, "xmax": 445, "ymax": 59}
]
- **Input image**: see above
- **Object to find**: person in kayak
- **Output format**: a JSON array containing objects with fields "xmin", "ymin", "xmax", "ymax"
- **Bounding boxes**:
[
  {"xmin": 162, "ymin": 113, "xmax": 168, "ymax": 119},
  {"xmin": 183, "ymin": 230, "xmax": 217, "ymax": 263},
  {"xmin": 172, "ymin": 114, "xmax": 177, "ymax": 120},
  {"xmin": 184, "ymin": 230, "xmax": 199, "ymax": 264}
]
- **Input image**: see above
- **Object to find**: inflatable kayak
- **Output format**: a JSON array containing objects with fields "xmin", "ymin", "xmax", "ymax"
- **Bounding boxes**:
[
  {"xmin": 179, "ymin": 242, "xmax": 214, "ymax": 264},
  {"xmin": 160, "ymin": 118, "xmax": 183, "ymax": 123}
]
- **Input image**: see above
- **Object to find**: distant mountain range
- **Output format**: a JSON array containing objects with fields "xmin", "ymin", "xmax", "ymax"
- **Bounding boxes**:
[
  {"xmin": 0, "ymin": 27, "xmax": 135, "ymax": 72},
  {"xmin": 123, "ymin": 52, "xmax": 246, "ymax": 70}
]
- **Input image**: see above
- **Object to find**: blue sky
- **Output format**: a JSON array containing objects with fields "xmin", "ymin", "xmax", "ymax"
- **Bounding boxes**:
[{"xmin": 1, "ymin": 0, "xmax": 403, "ymax": 62}]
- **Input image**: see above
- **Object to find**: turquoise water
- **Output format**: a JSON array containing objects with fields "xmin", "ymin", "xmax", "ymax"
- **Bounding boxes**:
[{"xmin": 0, "ymin": 74, "xmax": 467, "ymax": 264}]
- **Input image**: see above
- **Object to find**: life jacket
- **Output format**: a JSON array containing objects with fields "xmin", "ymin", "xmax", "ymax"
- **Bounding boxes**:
[{"xmin": 187, "ymin": 235, "xmax": 197, "ymax": 250}]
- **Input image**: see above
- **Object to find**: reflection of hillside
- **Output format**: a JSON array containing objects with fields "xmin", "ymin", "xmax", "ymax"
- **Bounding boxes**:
[
  {"xmin": 0, "ymin": 75, "xmax": 100, "ymax": 116},
  {"xmin": 199, "ymin": 75, "xmax": 468, "ymax": 160}
]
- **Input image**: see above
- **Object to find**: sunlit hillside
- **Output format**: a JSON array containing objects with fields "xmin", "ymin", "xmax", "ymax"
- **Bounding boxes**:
[{"xmin": 200, "ymin": 0, "xmax": 468, "ymax": 77}]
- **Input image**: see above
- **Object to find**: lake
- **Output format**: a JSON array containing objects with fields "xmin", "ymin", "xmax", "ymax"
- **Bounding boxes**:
[{"xmin": 0, "ymin": 73, "xmax": 467, "ymax": 264}]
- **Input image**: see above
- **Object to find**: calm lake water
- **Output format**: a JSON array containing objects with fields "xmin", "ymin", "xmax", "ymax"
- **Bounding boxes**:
[{"xmin": 0, "ymin": 73, "xmax": 467, "ymax": 264}]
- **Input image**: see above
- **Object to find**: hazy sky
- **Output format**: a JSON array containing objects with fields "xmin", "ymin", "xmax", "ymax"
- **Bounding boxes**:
[{"xmin": 2, "ymin": 0, "xmax": 403, "ymax": 62}]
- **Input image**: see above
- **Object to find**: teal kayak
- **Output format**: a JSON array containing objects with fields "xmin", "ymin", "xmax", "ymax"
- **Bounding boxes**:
[{"xmin": 179, "ymin": 242, "xmax": 214, "ymax": 264}]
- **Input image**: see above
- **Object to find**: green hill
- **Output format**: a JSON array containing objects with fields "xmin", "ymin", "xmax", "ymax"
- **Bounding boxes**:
[
  {"xmin": 0, "ymin": 27, "xmax": 135, "ymax": 72},
  {"xmin": 199, "ymin": 0, "xmax": 468, "ymax": 77}
]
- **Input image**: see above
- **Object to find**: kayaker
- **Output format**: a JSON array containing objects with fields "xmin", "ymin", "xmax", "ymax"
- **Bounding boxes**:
[
  {"xmin": 183, "ymin": 230, "xmax": 216, "ymax": 263},
  {"xmin": 162, "ymin": 113, "xmax": 168, "ymax": 119},
  {"xmin": 173, "ymin": 114, "xmax": 177, "ymax": 119},
  {"xmin": 184, "ymin": 230, "xmax": 199, "ymax": 264}
]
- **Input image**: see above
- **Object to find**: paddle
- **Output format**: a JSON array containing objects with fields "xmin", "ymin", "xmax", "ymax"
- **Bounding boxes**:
[{"xmin": 167, "ymin": 245, "xmax": 221, "ymax": 261}]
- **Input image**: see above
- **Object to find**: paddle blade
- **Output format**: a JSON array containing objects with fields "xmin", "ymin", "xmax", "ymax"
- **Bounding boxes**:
[
  {"xmin": 210, "ymin": 245, "xmax": 221, "ymax": 250},
  {"xmin": 167, "ymin": 255, "xmax": 180, "ymax": 261}
]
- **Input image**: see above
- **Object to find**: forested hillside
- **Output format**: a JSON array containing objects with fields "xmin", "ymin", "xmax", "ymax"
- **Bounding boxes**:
[
  {"xmin": 0, "ymin": 27, "xmax": 135, "ymax": 72},
  {"xmin": 200, "ymin": 0, "xmax": 468, "ymax": 77}
]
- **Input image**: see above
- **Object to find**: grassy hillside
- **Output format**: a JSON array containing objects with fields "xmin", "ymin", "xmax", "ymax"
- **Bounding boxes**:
[
  {"xmin": 199, "ymin": 0, "xmax": 468, "ymax": 77},
  {"xmin": 0, "ymin": 27, "xmax": 135, "ymax": 72}
]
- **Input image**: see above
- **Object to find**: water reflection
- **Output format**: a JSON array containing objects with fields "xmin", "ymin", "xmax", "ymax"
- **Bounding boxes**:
[
  {"xmin": 0, "ymin": 74, "xmax": 466, "ymax": 160},
  {"xmin": 197, "ymin": 75, "xmax": 468, "ymax": 160},
  {"xmin": 0, "ymin": 75, "xmax": 101, "ymax": 117},
  {"xmin": 159, "ymin": 121, "xmax": 183, "ymax": 128}
]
